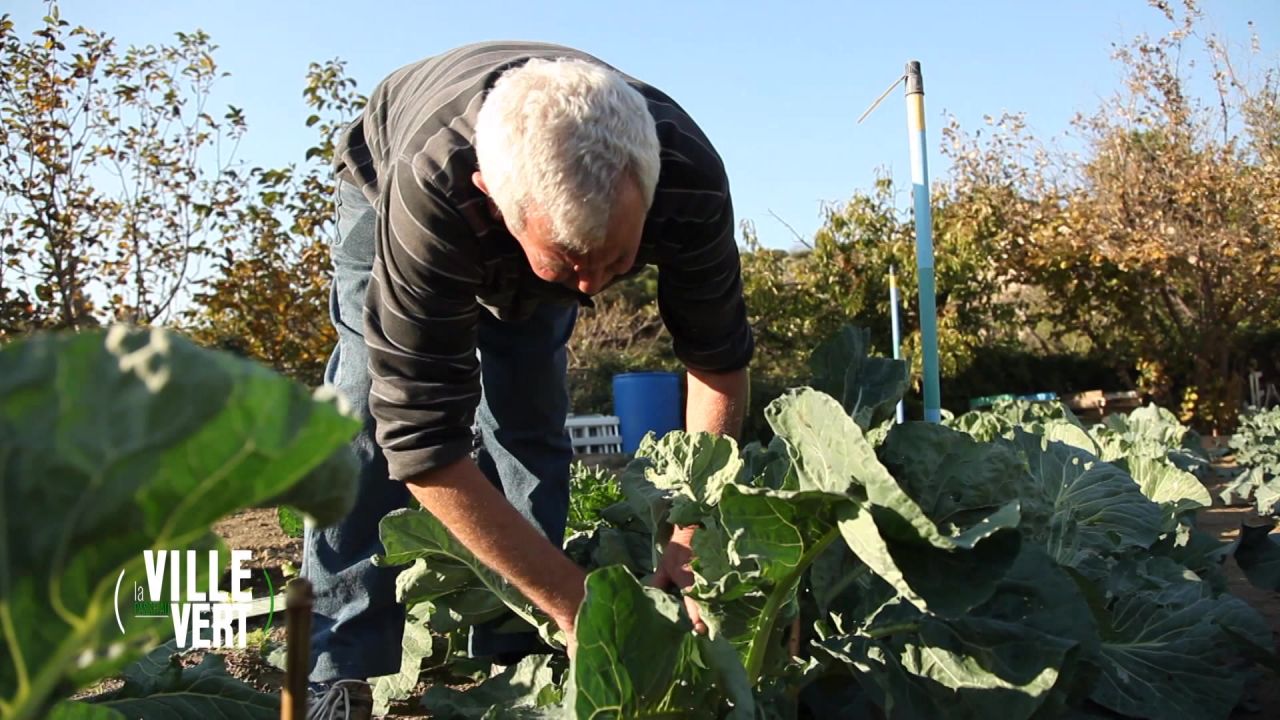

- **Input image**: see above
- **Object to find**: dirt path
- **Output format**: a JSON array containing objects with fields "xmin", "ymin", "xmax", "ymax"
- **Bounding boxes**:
[{"xmin": 212, "ymin": 508, "xmax": 300, "ymax": 598}]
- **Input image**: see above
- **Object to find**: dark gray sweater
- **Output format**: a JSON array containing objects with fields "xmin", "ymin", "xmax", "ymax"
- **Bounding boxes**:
[{"xmin": 334, "ymin": 41, "xmax": 753, "ymax": 481}]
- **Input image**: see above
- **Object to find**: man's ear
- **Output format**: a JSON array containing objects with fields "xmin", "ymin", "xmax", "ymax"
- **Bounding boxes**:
[{"xmin": 473, "ymin": 171, "xmax": 503, "ymax": 220}]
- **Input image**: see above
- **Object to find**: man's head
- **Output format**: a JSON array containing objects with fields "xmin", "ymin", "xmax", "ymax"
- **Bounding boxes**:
[{"xmin": 473, "ymin": 57, "xmax": 660, "ymax": 295}]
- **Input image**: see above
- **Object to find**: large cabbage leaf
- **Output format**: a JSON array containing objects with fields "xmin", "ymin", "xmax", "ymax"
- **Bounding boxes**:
[
  {"xmin": 807, "ymin": 326, "xmax": 909, "ymax": 432},
  {"xmin": 0, "ymin": 326, "xmax": 359, "ymax": 720},
  {"xmin": 1008, "ymin": 430, "xmax": 1163, "ymax": 567},
  {"xmin": 1086, "ymin": 580, "xmax": 1267, "ymax": 720},
  {"xmin": 828, "ymin": 416, "xmax": 1021, "ymax": 617},
  {"xmin": 815, "ymin": 599, "xmax": 1077, "ymax": 720},
  {"xmin": 86, "ymin": 642, "xmax": 278, "ymax": 718},
  {"xmin": 567, "ymin": 566, "xmax": 754, "ymax": 719},
  {"xmin": 421, "ymin": 654, "xmax": 561, "ymax": 719},
  {"xmin": 1233, "ymin": 522, "xmax": 1280, "ymax": 591}
]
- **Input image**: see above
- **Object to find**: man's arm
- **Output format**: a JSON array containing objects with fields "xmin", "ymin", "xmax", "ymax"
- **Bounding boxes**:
[
  {"xmin": 364, "ymin": 163, "xmax": 586, "ymax": 649},
  {"xmin": 404, "ymin": 458, "xmax": 586, "ymax": 649},
  {"xmin": 685, "ymin": 365, "xmax": 749, "ymax": 437}
]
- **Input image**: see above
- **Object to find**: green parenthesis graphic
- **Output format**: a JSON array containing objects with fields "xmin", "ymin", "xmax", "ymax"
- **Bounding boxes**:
[{"xmin": 263, "ymin": 569, "xmax": 275, "ymax": 635}]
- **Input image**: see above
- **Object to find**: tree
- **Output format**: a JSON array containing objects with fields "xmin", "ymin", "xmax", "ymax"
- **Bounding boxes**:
[
  {"xmin": 184, "ymin": 59, "xmax": 365, "ymax": 386},
  {"xmin": 738, "ymin": 169, "xmax": 1030, "ymax": 423},
  {"xmin": 0, "ymin": 3, "xmax": 244, "ymax": 340},
  {"xmin": 1014, "ymin": 1, "xmax": 1278, "ymax": 430}
]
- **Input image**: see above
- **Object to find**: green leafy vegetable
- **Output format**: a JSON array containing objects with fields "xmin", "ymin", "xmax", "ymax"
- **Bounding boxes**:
[
  {"xmin": 422, "ymin": 654, "xmax": 561, "ymax": 719},
  {"xmin": 376, "ymin": 509, "xmax": 560, "ymax": 646},
  {"xmin": 567, "ymin": 461, "xmax": 624, "ymax": 534},
  {"xmin": 0, "ymin": 326, "xmax": 359, "ymax": 720},
  {"xmin": 1222, "ymin": 407, "xmax": 1280, "ymax": 517},
  {"xmin": 365, "ymin": 326, "xmax": 1274, "ymax": 720},
  {"xmin": 808, "ymin": 326, "xmax": 909, "ymax": 431},
  {"xmin": 93, "ymin": 644, "xmax": 278, "ymax": 718},
  {"xmin": 567, "ymin": 566, "xmax": 754, "ymax": 719}
]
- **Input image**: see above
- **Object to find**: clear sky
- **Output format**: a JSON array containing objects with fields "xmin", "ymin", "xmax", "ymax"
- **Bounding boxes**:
[{"xmin": 9, "ymin": 1, "xmax": 1278, "ymax": 249}]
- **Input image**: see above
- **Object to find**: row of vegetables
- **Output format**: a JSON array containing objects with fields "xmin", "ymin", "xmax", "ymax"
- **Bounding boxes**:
[{"xmin": 3, "ymin": 325, "xmax": 1276, "ymax": 719}]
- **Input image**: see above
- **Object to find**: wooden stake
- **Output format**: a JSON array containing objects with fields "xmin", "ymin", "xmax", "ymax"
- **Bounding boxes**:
[{"xmin": 281, "ymin": 578, "xmax": 314, "ymax": 720}]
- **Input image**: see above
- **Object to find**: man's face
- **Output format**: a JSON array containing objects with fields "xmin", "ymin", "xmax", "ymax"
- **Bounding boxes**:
[{"xmin": 474, "ymin": 173, "xmax": 645, "ymax": 296}]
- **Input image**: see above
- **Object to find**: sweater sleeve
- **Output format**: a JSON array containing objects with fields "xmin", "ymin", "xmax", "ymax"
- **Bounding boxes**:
[{"xmin": 364, "ymin": 157, "xmax": 484, "ymax": 481}]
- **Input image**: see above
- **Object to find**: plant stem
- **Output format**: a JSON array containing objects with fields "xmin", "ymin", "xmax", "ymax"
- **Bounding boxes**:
[
  {"xmin": 744, "ymin": 526, "xmax": 841, "ymax": 682},
  {"xmin": 821, "ymin": 564, "xmax": 870, "ymax": 604},
  {"xmin": 8, "ymin": 603, "xmax": 98, "ymax": 720}
]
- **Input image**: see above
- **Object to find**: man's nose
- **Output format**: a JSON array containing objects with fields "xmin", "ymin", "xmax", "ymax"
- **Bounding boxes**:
[{"xmin": 576, "ymin": 267, "xmax": 611, "ymax": 295}]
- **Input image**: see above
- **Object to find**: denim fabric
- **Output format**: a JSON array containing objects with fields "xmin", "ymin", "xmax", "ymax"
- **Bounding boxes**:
[{"xmin": 303, "ymin": 180, "xmax": 576, "ymax": 681}]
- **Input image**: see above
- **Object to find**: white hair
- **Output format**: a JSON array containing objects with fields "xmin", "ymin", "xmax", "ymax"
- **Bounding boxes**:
[{"xmin": 474, "ymin": 57, "xmax": 661, "ymax": 253}]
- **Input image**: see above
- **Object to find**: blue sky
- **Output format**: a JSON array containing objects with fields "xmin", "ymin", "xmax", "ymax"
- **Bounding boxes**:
[{"xmin": 10, "ymin": 1, "xmax": 1278, "ymax": 249}]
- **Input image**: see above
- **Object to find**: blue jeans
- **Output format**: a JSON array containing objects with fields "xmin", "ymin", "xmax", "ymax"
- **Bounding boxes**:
[{"xmin": 303, "ymin": 179, "xmax": 577, "ymax": 681}]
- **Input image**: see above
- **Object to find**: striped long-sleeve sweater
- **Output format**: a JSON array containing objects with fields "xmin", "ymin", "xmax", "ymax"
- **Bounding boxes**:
[{"xmin": 334, "ymin": 41, "xmax": 754, "ymax": 481}]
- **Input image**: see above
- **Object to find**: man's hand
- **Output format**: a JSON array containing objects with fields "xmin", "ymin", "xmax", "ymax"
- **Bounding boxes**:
[
  {"xmin": 649, "ymin": 524, "xmax": 707, "ymax": 634},
  {"xmin": 549, "ymin": 582, "xmax": 581, "ymax": 660},
  {"xmin": 562, "ymin": 628, "xmax": 578, "ymax": 660}
]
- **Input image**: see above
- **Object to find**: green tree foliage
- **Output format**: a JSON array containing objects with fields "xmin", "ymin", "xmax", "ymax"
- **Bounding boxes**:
[
  {"xmin": 0, "ymin": 3, "xmax": 244, "ymax": 340},
  {"xmin": 737, "ymin": 1, "xmax": 1279, "ymax": 433},
  {"xmin": 737, "ymin": 169, "xmax": 1033, "ymax": 432},
  {"xmin": 6, "ymin": 0, "xmax": 1275, "ymax": 436},
  {"xmin": 184, "ymin": 59, "xmax": 365, "ymax": 386},
  {"xmin": 944, "ymin": 1, "xmax": 1280, "ymax": 431}
]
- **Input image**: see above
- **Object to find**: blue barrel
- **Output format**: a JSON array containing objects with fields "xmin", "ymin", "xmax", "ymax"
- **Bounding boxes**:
[{"xmin": 612, "ymin": 372, "xmax": 682, "ymax": 454}]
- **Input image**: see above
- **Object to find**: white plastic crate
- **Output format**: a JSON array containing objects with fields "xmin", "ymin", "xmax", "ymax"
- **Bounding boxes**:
[{"xmin": 565, "ymin": 414, "xmax": 622, "ymax": 455}]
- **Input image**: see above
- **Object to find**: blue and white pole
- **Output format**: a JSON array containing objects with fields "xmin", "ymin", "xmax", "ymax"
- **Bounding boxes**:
[
  {"xmin": 905, "ymin": 61, "xmax": 942, "ymax": 423},
  {"xmin": 889, "ymin": 264, "xmax": 905, "ymax": 424}
]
